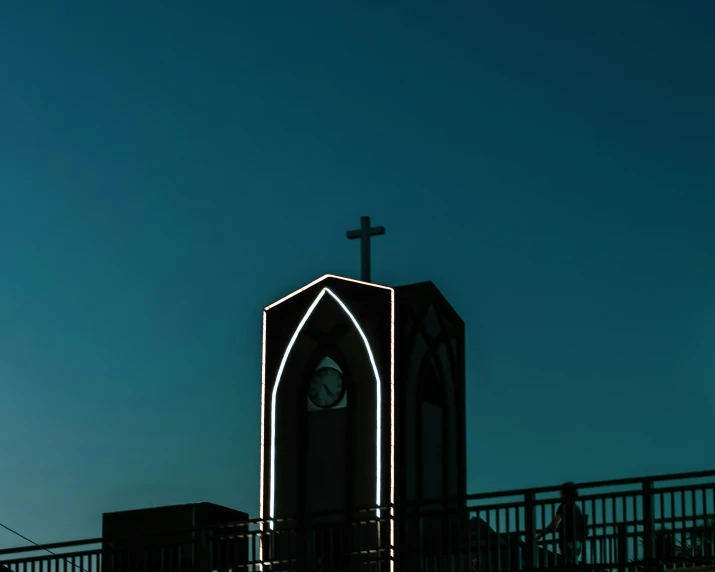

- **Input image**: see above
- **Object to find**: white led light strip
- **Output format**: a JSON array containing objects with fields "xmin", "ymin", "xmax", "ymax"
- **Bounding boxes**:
[{"xmin": 259, "ymin": 275, "xmax": 395, "ymax": 567}]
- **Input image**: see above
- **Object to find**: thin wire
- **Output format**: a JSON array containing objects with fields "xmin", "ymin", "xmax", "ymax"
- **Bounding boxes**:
[{"xmin": 0, "ymin": 521, "xmax": 89, "ymax": 572}]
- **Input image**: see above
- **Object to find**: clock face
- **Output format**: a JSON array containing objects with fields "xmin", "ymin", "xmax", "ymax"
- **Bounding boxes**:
[{"xmin": 308, "ymin": 367, "xmax": 345, "ymax": 409}]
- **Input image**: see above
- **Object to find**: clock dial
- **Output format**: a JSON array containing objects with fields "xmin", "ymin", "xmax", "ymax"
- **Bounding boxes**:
[{"xmin": 308, "ymin": 367, "xmax": 344, "ymax": 409}]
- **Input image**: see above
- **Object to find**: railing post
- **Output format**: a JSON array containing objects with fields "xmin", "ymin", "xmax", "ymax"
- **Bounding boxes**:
[
  {"xmin": 302, "ymin": 515, "xmax": 312, "ymax": 572},
  {"xmin": 104, "ymin": 542, "xmax": 115, "ymax": 572},
  {"xmin": 617, "ymin": 522, "xmax": 629, "ymax": 572},
  {"xmin": 197, "ymin": 527, "xmax": 211, "ymax": 572},
  {"xmin": 524, "ymin": 492, "xmax": 537, "ymax": 572},
  {"xmin": 642, "ymin": 480, "xmax": 655, "ymax": 572}
]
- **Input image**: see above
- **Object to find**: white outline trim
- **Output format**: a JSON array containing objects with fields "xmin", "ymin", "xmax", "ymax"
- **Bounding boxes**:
[
  {"xmin": 259, "ymin": 275, "xmax": 395, "ymax": 563},
  {"xmin": 258, "ymin": 310, "xmax": 268, "ymax": 564},
  {"xmin": 265, "ymin": 274, "xmax": 392, "ymax": 311},
  {"xmin": 389, "ymin": 288, "xmax": 395, "ymax": 572}
]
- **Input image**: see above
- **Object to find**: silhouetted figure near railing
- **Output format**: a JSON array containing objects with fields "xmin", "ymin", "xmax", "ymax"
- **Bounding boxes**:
[{"xmin": 536, "ymin": 482, "xmax": 587, "ymax": 565}]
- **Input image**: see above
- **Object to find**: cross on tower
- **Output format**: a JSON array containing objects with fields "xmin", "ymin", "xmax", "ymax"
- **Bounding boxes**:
[{"xmin": 346, "ymin": 216, "xmax": 385, "ymax": 283}]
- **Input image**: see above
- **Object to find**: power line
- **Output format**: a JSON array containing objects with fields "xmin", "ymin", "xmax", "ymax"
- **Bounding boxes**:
[{"xmin": 0, "ymin": 521, "xmax": 89, "ymax": 572}]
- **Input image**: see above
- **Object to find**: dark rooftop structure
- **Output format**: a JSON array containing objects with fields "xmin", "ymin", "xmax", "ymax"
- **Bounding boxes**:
[{"xmin": 101, "ymin": 503, "xmax": 249, "ymax": 572}]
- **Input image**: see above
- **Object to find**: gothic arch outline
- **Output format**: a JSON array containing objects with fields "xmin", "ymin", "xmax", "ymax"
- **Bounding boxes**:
[{"xmin": 267, "ymin": 287, "xmax": 385, "ymax": 529}]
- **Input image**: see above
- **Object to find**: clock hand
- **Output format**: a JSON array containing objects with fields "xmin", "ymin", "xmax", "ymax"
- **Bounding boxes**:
[{"xmin": 322, "ymin": 384, "xmax": 334, "ymax": 397}]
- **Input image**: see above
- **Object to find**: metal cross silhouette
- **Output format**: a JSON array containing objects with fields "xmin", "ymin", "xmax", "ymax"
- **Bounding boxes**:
[{"xmin": 346, "ymin": 216, "xmax": 385, "ymax": 283}]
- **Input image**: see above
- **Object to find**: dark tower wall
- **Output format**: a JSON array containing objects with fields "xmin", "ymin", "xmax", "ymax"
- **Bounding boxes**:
[
  {"xmin": 393, "ymin": 282, "xmax": 467, "ymax": 570},
  {"xmin": 394, "ymin": 281, "xmax": 467, "ymax": 510}
]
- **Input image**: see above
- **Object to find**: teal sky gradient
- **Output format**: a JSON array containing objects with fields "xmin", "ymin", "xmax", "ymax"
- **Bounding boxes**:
[{"xmin": 1, "ymin": 0, "xmax": 714, "ymax": 546}]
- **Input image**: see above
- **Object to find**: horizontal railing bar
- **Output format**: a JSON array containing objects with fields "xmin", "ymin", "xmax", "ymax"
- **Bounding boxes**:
[
  {"xmin": 0, "ymin": 539, "xmax": 103, "ymax": 556},
  {"xmin": 463, "ymin": 469, "xmax": 715, "ymax": 501}
]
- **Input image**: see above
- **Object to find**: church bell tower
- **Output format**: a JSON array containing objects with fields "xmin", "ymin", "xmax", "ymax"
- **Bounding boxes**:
[{"xmin": 259, "ymin": 218, "xmax": 466, "ymax": 569}]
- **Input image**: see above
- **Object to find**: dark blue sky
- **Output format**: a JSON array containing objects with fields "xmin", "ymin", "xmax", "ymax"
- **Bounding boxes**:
[{"xmin": 1, "ymin": 0, "xmax": 714, "ymax": 546}]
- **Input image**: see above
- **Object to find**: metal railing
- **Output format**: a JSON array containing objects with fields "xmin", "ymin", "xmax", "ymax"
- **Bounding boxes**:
[{"xmin": 1, "ymin": 469, "xmax": 713, "ymax": 572}]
